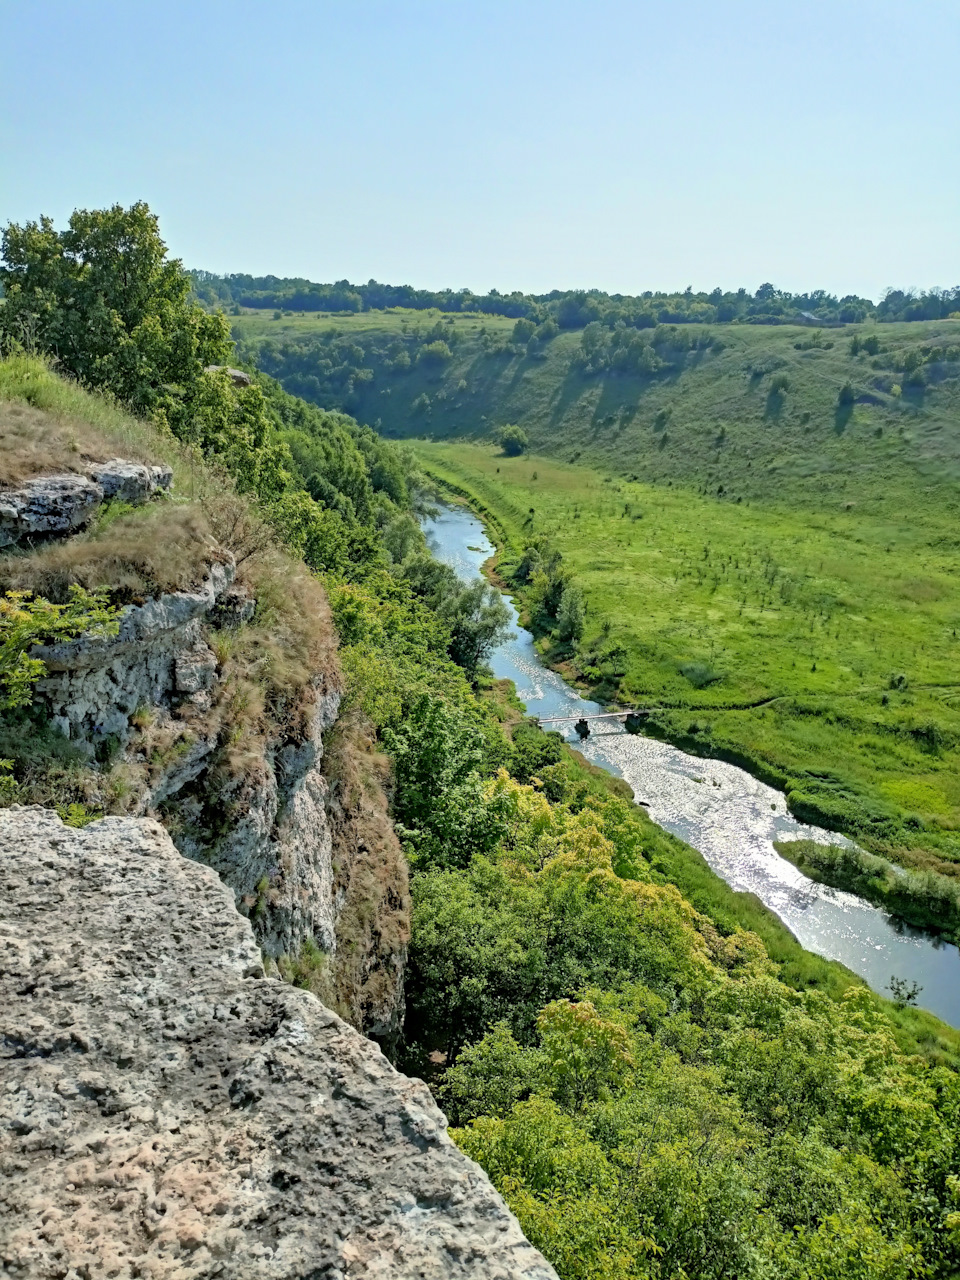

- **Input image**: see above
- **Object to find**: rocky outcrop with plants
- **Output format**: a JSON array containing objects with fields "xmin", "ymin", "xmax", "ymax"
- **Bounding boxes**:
[{"xmin": 0, "ymin": 359, "xmax": 408, "ymax": 1041}]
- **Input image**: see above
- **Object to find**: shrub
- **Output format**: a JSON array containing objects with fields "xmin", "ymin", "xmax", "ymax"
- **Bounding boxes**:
[
  {"xmin": 679, "ymin": 660, "xmax": 722, "ymax": 689},
  {"xmin": 499, "ymin": 424, "xmax": 529, "ymax": 456},
  {"xmin": 419, "ymin": 340, "xmax": 453, "ymax": 366},
  {"xmin": 0, "ymin": 587, "xmax": 122, "ymax": 710}
]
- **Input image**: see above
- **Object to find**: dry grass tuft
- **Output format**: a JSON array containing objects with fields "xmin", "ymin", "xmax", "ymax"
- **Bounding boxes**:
[
  {"xmin": 0, "ymin": 355, "xmax": 215, "ymax": 496},
  {"xmin": 0, "ymin": 504, "xmax": 227, "ymax": 603}
]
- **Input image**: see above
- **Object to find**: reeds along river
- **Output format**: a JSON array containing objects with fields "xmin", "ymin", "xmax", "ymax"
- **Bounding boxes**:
[{"xmin": 423, "ymin": 502, "xmax": 960, "ymax": 1028}]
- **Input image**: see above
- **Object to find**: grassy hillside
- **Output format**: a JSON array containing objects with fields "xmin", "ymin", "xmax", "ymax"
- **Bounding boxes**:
[
  {"xmin": 417, "ymin": 442, "xmax": 960, "ymax": 879},
  {"xmin": 232, "ymin": 308, "xmax": 960, "ymax": 512},
  {"xmin": 234, "ymin": 308, "xmax": 960, "ymax": 877}
]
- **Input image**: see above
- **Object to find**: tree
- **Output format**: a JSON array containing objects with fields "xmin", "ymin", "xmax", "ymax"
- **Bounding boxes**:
[
  {"xmin": 556, "ymin": 585, "xmax": 585, "ymax": 643},
  {"xmin": 0, "ymin": 203, "xmax": 231, "ymax": 426},
  {"xmin": 382, "ymin": 694, "xmax": 511, "ymax": 870},
  {"xmin": 537, "ymin": 1000, "xmax": 634, "ymax": 1111},
  {"xmin": 499, "ymin": 424, "xmax": 529, "ymax": 456},
  {"xmin": 445, "ymin": 579, "xmax": 514, "ymax": 677},
  {"xmin": 419, "ymin": 339, "xmax": 452, "ymax": 365},
  {"xmin": 398, "ymin": 552, "xmax": 512, "ymax": 678}
]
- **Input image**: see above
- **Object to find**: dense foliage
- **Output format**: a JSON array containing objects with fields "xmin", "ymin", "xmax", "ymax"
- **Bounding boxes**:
[
  {"xmin": 1, "ymin": 204, "xmax": 233, "ymax": 427},
  {"xmin": 0, "ymin": 587, "xmax": 121, "ymax": 709},
  {"xmin": 393, "ymin": 713, "xmax": 960, "ymax": 1278}
]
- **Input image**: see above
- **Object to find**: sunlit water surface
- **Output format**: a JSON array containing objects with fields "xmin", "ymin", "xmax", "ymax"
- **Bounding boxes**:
[{"xmin": 423, "ymin": 503, "xmax": 960, "ymax": 1026}]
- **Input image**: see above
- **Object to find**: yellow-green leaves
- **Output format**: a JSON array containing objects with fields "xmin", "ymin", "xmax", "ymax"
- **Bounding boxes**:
[{"xmin": 0, "ymin": 586, "xmax": 122, "ymax": 710}]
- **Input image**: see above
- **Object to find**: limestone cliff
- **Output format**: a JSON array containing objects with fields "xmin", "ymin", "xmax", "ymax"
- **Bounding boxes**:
[
  {"xmin": 0, "ymin": 806, "xmax": 557, "ymax": 1279},
  {"xmin": 0, "ymin": 450, "xmax": 407, "ymax": 1040}
]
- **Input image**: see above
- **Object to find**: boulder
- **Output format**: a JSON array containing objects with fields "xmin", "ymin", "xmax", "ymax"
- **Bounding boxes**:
[
  {"xmin": 204, "ymin": 365, "xmax": 253, "ymax": 387},
  {"xmin": 0, "ymin": 807, "xmax": 557, "ymax": 1280},
  {"xmin": 85, "ymin": 458, "xmax": 173, "ymax": 502},
  {"xmin": 0, "ymin": 459, "xmax": 173, "ymax": 548},
  {"xmin": 0, "ymin": 474, "xmax": 103, "ymax": 547}
]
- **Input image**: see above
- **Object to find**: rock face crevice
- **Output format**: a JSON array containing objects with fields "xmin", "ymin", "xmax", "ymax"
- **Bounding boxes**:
[{"xmin": 0, "ymin": 807, "xmax": 556, "ymax": 1280}]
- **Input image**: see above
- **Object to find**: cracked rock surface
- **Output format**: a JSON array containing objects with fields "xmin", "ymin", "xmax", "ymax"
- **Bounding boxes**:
[
  {"xmin": 0, "ymin": 460, "xmax": 172, "ymax": 547},
  {"xmin": 0, "ymin": 807, "xmax": 557, "ymax": 1280}
]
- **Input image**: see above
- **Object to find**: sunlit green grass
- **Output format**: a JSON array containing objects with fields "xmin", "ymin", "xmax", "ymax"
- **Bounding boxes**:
[{"xmin": 416, "ymin": 441, "xmax": 960, "ymax": 875}]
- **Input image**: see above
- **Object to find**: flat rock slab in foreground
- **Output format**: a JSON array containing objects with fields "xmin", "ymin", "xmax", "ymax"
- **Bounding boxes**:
[{"xmin": 0, "ymin": 807, "xmax": 556, "ymax": 1280}]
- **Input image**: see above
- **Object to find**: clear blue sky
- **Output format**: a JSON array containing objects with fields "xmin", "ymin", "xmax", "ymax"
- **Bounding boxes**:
[{"xmin": 2, "ymin": 0, "xmax": 958, "ymax": 300}]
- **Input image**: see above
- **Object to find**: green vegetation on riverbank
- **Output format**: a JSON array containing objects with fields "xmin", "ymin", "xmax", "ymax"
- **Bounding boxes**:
[
  {"xmin": 777, "ymin": 840, "xmax": 960, "ymax": 942},
  {"xmin": 415, "ymin": 444, "xmax": 960, "ymax": 883}
]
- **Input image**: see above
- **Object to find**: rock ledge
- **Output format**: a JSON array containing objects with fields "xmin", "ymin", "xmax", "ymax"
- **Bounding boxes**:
[{"xmin": 0, "ymin": 807, "xmax": 555, "ymax": 1280}]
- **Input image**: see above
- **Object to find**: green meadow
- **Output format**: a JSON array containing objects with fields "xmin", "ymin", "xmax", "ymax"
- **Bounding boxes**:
[{"xmin": 415, "ymin": 442, "xmax": 960, "ymax": 877}]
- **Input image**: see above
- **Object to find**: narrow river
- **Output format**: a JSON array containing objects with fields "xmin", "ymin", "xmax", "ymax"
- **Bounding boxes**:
[{"xmin": 424, "ymin": 502, "xmax": 960, "ymax": 1027}]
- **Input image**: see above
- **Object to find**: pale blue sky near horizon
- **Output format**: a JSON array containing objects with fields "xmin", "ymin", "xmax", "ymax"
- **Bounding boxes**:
[{"xmin": 1, "ymin": 0, "xmax": 957, "ymax": 301}]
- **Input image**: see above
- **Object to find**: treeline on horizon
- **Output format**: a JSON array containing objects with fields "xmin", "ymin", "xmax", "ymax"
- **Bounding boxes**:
[{"xmin": 191, "ymin": 268, "xmax": 960, "ymax": 328}]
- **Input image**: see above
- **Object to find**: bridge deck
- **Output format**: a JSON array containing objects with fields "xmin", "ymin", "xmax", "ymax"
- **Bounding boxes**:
[{"xmin": 537, "ymin": 711, "xmax": 636, "ymax": 723}]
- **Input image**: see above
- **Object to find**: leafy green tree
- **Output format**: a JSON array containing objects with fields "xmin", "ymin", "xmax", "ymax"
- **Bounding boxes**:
[
  {"xmin": 445, "ymin": 578, "xmax": 513, "ymax": 677},
  {"xmin": 510, "ymin": 721, "xmax": 564, "ymax": 784},
  {"xmin": 537, "ymin": 1000, "xmax": 633, "ymax": 1111},
  {"xmin": 266, "ymin": 490, "xmax": 350, "ymax": 574},
  {"xmin": 498, "ymin": 424, "xmax": 529, "ymax": 456},
  {"xmin": 440, "ymin": 1021, "xmax": 544, "ymax": 1124},
  {"xmin": 398, "ymin": 553, "xmax": 512, "ymax": 679},
  {"xmin": 556, "ymin": 585, "xmax": 586, "ymax": 643},
  {"xmin": 0, "ymin": 203, "xmax": 231, "ymax": 423},
  {"xmin": 383, "ymin": 694, "xmax": 511, "ymax": 870}
]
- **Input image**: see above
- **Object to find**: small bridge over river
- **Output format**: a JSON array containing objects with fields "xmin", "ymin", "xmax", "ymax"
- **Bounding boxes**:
[{"xmin": 536, "ymin": 710, "xmax": 649, "ymax": 740}]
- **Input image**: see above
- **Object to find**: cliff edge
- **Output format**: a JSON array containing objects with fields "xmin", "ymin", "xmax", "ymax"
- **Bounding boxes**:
[{"xmin": 0, "ymin": 806, "xmax": 556, "ymax": 1279}]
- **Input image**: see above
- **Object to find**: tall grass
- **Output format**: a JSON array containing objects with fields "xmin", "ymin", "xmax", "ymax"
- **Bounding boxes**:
[{"xmin": 0, "ymin": 355, "xmax": 215, "ymax": 499}]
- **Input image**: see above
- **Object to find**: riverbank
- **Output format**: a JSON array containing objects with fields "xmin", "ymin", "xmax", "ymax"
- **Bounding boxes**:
[
  {"xmin": 415, "ymin": 443, "xmax": 960, "ymax": 885},
  {"xmin": 776, "ymin": 839, "xmax": 960, "ymax": 942},
  {"xmin": 422, "ymin": 498, "xmax": 960, "ymax": 1042}
]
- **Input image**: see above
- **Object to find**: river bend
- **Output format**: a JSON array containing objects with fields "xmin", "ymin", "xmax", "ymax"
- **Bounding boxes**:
[{"xmin": 424, "ymin": 503, "xmax": 960, "ymax": 1027}]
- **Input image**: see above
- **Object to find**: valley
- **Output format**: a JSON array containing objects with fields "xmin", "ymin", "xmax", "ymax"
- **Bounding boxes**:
[{"xmin": 231, "ymin": 306, "xmax": 960, "ymax": 879}]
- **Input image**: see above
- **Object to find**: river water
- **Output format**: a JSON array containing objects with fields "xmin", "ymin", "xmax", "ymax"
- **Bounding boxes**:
[{"xmin": 423, "ymin": 502, "xmax": 960, "ymax": 1027}]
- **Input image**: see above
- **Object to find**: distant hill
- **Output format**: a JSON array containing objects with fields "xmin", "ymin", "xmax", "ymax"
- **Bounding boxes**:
[{"xmin": 231, "ymin": 308, "xmax": 960, "ymax": 513}]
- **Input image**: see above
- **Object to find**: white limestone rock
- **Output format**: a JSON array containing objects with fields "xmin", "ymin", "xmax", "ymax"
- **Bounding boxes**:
[
  {"xmin": 33, "ymin": 559, "xmax": 235, "ymax": 743},
  {"xmin": 0, "ymin": 473, "xmax": 103, "ymax": 547},
  {"xmin": 85, "ymin": 457, "xmax": 173, "ymax": 502},
  {"xmin": 0, "ymin": 807, "xmax": 557, "ymax": 1280},
  {"xmin": 0, "ymin": 460, "xmax": 172, "ymax": 548}
]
